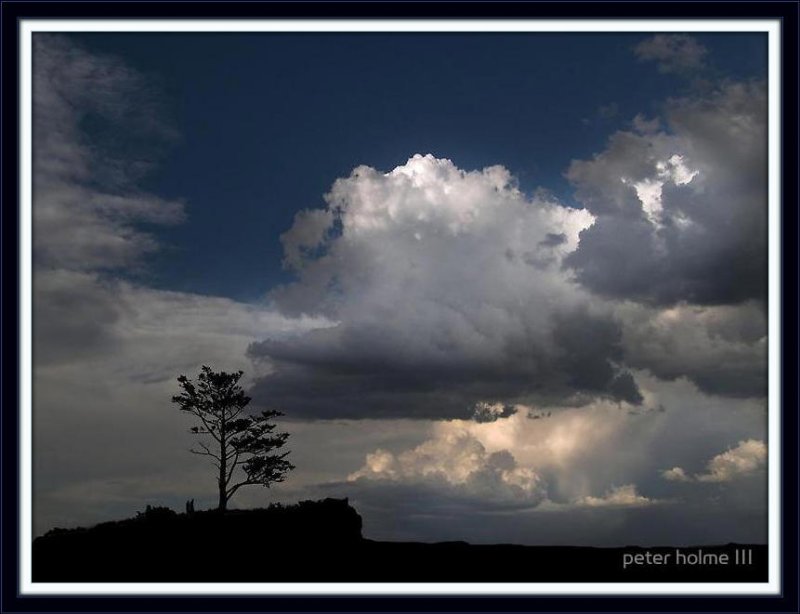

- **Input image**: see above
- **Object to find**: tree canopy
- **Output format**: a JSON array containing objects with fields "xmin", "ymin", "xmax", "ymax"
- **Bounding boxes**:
[{"xmin": 172, "ymin": 366, "xmax": 294, "ymax": 511}]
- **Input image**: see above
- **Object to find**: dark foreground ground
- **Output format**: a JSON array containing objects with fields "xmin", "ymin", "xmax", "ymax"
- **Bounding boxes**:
[{"xmin": 33, "ymin": 499, "xmax": 767, "ymax": 583}]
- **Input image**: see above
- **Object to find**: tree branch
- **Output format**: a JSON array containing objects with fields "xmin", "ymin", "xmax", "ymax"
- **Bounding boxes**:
[
  {"xmin": 189, "ymin": 447, "xmax": 221, "ymax": 469},
  {"xmin": 226, "ymin": 480, "xmax": 258, "ymax": 499},
  {"xmin": 189, "ymin": 409, "xmax": 222, "ymax": 444},
  {"xmin": 194, "ymin": 441, "xmax": 222, "ymax": 460}
]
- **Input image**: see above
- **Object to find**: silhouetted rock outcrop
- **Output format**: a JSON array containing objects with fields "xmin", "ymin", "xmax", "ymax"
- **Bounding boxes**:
[{"xmin": 33, "ymin": 498, "xmax": 766, "ymax": 583}]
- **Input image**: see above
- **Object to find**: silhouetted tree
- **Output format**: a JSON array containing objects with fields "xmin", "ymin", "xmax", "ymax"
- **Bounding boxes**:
[{"xmin": 172, "ymin": 366, "xmax": 294, "ymax": 512}]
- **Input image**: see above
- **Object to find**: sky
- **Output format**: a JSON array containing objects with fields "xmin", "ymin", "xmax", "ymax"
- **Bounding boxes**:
[{"xmin": 32, "ymin": 30, "xmax": 768, "ymax": 546}]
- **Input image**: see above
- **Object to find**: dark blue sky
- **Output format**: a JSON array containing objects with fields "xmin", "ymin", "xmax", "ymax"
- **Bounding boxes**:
[{"xmin": 71, "ymin": 32, "xmax": 766, "ymax": 301}]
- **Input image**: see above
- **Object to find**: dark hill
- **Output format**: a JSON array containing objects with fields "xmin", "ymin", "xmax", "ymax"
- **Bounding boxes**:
[{"xmin": 33, "ymin": 498, "xmax": 766, "ymax": 583}]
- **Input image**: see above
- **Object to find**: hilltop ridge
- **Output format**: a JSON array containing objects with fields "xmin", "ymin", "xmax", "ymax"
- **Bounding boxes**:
[{"xmin": 33, "ymin": 498, "xmax": 767, "ymax": 583}]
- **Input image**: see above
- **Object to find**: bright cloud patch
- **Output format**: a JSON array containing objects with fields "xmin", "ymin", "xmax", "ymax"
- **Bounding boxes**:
[
  {"xmin": 661, "ymin": 439, "xmax": 767, "ymax": 483},
  {"xmin": 348, "ymin": 426, "xmax": 546, "ymax": 505},
  {"xmin": 348, "ymin": 400, "xmax": 667, "ymax": 509},
  {"xmin": 576, "ymin": 484, "xmax": 656, "ymax": 508},
  {"xmin": 627, "ymin": 154, "xmax": 698, "ymax": 226},
  {"xmin": 695, "ymin": 439, "xmax": 767, "ymax": 482},
  {"xmin": 662, "ymin": 467, "xmax": 692, "ymax": 482}
]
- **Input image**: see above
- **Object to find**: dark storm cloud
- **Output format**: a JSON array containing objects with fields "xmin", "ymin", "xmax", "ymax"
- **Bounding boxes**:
[
  {"xmin": 565, "ymin": 80, "xmax": 767, "ymax": 308},
  {"xmin": 618, "ymin": 300, "xmax": 767, "ymax": 399},
  {"xmin": 551, "ymin": 308, "xmax": 643, "ymax": 405},
  {"xmin": 247, "ymin": 341, "xmax": 642, "ymax": 421}
]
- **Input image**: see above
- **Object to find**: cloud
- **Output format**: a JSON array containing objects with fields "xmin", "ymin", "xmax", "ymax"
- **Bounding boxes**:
[
  {"xmin": 250, "ymin": 77, "xmax": 768, "ymax": 418},
  {"xmin": 31, "ymin": 34, "xmax": 329, "ymax": 372},
  {"xmin": 348, "ymin": 426, "xmax": 547, "ymax": 507},
  {"xmin": 597, "ymin": 102, "xmax": 620, "ymax": 120},
  {"xmin": 565, "ymin": 80, "xmax": 767, "ymax": 308},
  {"xmin": 618, "ymin": 301, "xmax": 766, "ymax": 398},
  {"xmin": 662, "ymin": 467, "xmax": 691, "ymax": 482},
  {"xmin": 348, "ymin": 393, "xmax": 668, "ymax": 509},
  {"xmin": 332, "ymin": 373, "xmax": 765, "ymax": 543},
  {"xmin": 634, "ymin": 34, "xmax": 708, "ymax": 74},
  {"xmin": 249, "ymin": 154, "xmax": 648, "ymax": 419},
  {"xmin": 33, "ymin": 35, "xmax": 184, "ymax": 273},
  {"xmin": 695, "ymin": 439, "xmax": 767, "ymax": 482},
  {"xmin": 660, "ymin": 439, "xmax": 767, "ymax": 484},
  {"xmin": 576, "ymin": 484, "xmax": 657, "ymax": 508},
  {"xmin": 472, "ymin": 401, "xmax": 517, "ymax": 423}
]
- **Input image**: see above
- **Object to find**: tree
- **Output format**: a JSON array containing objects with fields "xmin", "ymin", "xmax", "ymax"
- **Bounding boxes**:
[{"xmin": 171, "ymin": 366, "xmax": 294, "ymax": 512}]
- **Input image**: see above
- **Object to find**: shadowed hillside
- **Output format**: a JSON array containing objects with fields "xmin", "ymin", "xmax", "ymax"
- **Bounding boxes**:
[{"xmin": 33, "ymin": 498, "xmax": 767, "ymax": 583}]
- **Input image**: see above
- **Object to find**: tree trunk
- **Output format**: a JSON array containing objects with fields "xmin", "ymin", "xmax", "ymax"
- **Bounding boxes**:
[
  {"xmin": 218, "ymin": 481, "xmax": 227, "ymax": 513},
  {"xmin": 218, "ymin": 426, "xmax": 227, "ymax": 512}
]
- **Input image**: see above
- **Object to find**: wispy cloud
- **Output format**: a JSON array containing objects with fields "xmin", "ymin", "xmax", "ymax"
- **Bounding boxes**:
[
  {"xmin": 634, "ymin": 34, "xmax": 708, "ymax": 74},
  {"xmin": 576, "ymin": 484, "xmax": 658, "ymax": 508},
  {"xmin": 33, "ymin": 34, "xmax": 184, "ymax": 273}
]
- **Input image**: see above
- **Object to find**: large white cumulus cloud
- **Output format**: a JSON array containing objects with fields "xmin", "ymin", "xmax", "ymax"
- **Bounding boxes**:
[
  {"xmin": 274, "ymin": 155, "xmax": 592, "ymax": 316},
  {"xmin": 249, "ymin": 154, "xmax": 650, "ymax": 418}
]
